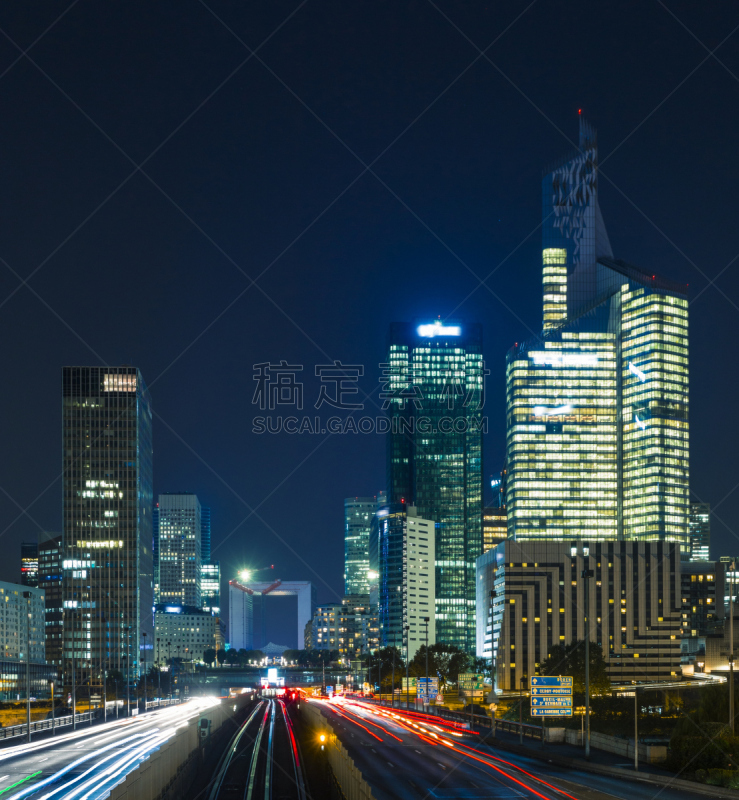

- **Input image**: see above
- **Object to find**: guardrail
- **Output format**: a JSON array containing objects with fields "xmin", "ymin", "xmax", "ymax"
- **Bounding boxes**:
[
  {"xmin": 145, "ymin": 699, "xmax": 182, "ymax": 710},
  {"xmin": 363, "ymin": 696, "xmax": 543, "ymax": 740},
  {"xmin": 0, "ymin": 709, "xmax": 100, "ymax": 740}
]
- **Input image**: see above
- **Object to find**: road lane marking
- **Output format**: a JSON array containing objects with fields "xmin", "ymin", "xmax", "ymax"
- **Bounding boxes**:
[
  {"xmin": 437, "ymin": 763, "xmax": 446, "ymax": 769},
  {"xmin": 415, "ymin": 749, "xmax": 422, "ymax": 754},
  {"xmin": 0, "ymin": 777, "xmax": 7, "ymax": 783},
  {"xmin": 37, "ymin": 758, "xmax": 48, "ymax": 763},
  {"xmin": 387, "ymin": 762, "xmax": 394, "ymax": 768}
]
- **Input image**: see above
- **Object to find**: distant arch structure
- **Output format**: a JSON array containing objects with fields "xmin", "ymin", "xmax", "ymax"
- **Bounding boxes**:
[{"xmin": 229, "ymin": 580, "xmax": 316, "ymax": 651}]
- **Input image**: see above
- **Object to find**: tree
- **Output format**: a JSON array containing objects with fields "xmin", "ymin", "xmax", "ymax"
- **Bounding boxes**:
[
  {"xmin": 367, "ymin": 647, "xmax": 405, "ymax": 690},
  {"xmin": 216, "ymin": 648, "xmax": 227, "ymax": 665},
  {"xmin": 224, "ymin": 649, "xmax": 240, "ymax": 665},
  {"xmin": 408, "ymin": 644, "xmax": 470, "ymax": 690},
  {"xmin": 203, "ymin": 648, "xmax": 216, "ymax": 666},
  {"xmin": 540, "ymin": 640, "xmax": 610, "ymax": 695}
]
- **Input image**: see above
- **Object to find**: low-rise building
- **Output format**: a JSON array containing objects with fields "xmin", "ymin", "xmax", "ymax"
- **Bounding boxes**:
[
  {"xmin": 154, "ymin": 604, "xmax": 216, "ymax": 665},
  {"xmin": 337, "ymin": 595, "xmax": 378, "ymax": 658},
  {"xmin": 476, "ymin": 541, "xmax": 682, "ymax": 690},
  {"xmin": 309, "ymin": 603, "xmax": 341, "ymax": 650}
]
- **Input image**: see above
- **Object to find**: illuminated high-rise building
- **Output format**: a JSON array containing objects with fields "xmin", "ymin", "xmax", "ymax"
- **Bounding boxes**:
[
  {"xmin": 386, "ymin": 321, "xmax": 483, "ymax": 653},
  {"xmin": 689, "ymin": 503, "xmax": 711, "ymax": 562},
  {"xmin": 157, "ymin": 493, "xmax": 201, "ymax": 608},
  {"xmin": 344, "ymin": 497, "xmax": 375, "ymax": 596},
  {"xmin": 21, "ymin": 542, "xmax": 39, "ymax": 587},
  {"xmin": 62, "ymin": 366, "xmax": 154, "ymax": 691},
  {"xmin": 507, "ymin": 119, "xmax": 690, "ymax": 554},
  {"xmin": 201, "ymin": 561, "xmax": 220, "ymax": 614}
]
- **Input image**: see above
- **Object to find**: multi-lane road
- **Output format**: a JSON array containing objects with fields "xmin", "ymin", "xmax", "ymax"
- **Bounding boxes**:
[
  {"xmin": 312, "ymin": 697, "xmax": 708, "ymax": 800},
  {"xmin": 209, "ymin": 697, "xmax": 306, "ymax": 800},
  {"xmin": 0, "ymin": 697, "xmax": 221, "ymax": 800}
]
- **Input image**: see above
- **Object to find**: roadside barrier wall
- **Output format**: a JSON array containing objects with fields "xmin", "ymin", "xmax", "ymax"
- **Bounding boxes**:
[
  {"xmin": 300, "ymin": 700, "xmax": 375, "ymax": 800},
  {"xmin": 564, "ymin": 729, "xmax": 667, "ymax": 763},
  {"xmin": 107, "ymin": 697, "xmax": 247, "ymax": 800}
]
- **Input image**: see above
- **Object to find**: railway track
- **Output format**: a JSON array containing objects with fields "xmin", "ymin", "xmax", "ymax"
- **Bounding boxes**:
[{"xmin": 209, "ymin": 697, "xmax": 307, "ymax": 800}]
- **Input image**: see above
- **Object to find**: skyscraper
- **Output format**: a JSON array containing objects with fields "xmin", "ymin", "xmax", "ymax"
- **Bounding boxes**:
[
  {"xmin": 377, "ymin": 502, "xmax": 436, "ymax": 660},
  {"xmin": 201, "ymin": 561, "xmax": 221, "ymax": 614},
  {"xmin": 21, "ymin": 542, "xmax": 39, "ymax": 587},
  {"xmin": 506, "ymin": 120, "xmax": 690, "ymax": 554},
  {"xmin": 62, "ymin": 366, "xmax": 153, "ymax": 690},
  {"xmin": 689, "ymin": 502, "xmax": 711, "ymax": 562},
  {"xmin": 201, "ymin": 506, "xmax": 211, "ymax": 564},
  {"xmin": 344, "ymin": 497, "xmax": 375, "ymax": 596},
  {"xmin": 157, "ymin": 493, "xmax": 202, "ymax": 608},
  {"xmin": 386, "ymin": 321, "xmax": 484, "ymax": 653},
  {"xmin": 39, "ymin": 533, "xmax": 63, "ymax": 668}
]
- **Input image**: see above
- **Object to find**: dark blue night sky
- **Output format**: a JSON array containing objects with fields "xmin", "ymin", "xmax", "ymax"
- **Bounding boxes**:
[{"xmin": 1, "ymin": 1, "xmax": 738, "ymax": 646}]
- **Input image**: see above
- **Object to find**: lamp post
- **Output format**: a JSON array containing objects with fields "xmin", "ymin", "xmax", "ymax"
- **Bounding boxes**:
[
  {"xmin": 404, "ymin": 625, "xmax": 410, "ymax": 711},
  {"xmin": 157, "ymin": 638, "xmax": 161, "ymax": 701},
  {"xmin": 519, "ymin": 675, "xmax": 525, "ymax": 745},
  {"xmin": 142, "ymin": 632, "xmax": 147, "ymax": 713},
  {"xmin": 423, "ymin": 616, "xmax": 430, "ymax": 711},
  {"xmin": 634, "ymin": 685, "xmax": 639, "ymax": 771},
  {"xmin": 731, "ymin": 560, "xmax": 735, "ymax": 735},
  {"xmin": 115, "ymin": 679, "xmax": 119, "ymax": 720},
  {"xmin": 101, "ymin": 612, "xmax": 107, "ymax": 724},
  {"xmin": 391, "ymin": 645, "xmax": 396, "ymax": 708},
  {"xmin": 582, "ymin": 566, "xmax": 594, "ymax": 760},
  {"xmin": 22, "ymin": 592, "xmax": 32, "ymax": 742},
  {"xmin": 488, "ymin": 589, "xmax": 498, "ymax": 738},
  {"xmin": 50, "ymin": 679, "xmax": 55, "ymax": 736}
]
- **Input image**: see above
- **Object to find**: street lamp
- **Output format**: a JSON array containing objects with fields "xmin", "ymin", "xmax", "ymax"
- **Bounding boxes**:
[
  {"xmin": 404, "ymin": 625, "xmax": 410, "ymax": 711},
  {"xmin": 50, "ymin": 678, "xmax": 55, "ymax": 736},
  {"xmin": 100, "ymin": 612, "xmax": 107, "ymax": 724},
  {"xmin": 519, "ymin": 675, "xmax": 525, "ymax": 745},
  {"xmin": 22, "ymin": 592, "xmax": 32, "ymax": 743},
  {"xmin": 423, "ymin": 617, "xmax": 430, "ymax": 711},
  {"xmin": 730, "ymin": 560, "xmax": 735, "ymax": 735},
  {"xmin": 142, "ymin": 632, "xmax": 147, "ymax": 712},
  {"xmin": 582, "ymin": 566, "xmax": 595, "ymax": 760},
  {"xmin": 157, "ymin": 638, "xmax": 161, "ymax": 700}
]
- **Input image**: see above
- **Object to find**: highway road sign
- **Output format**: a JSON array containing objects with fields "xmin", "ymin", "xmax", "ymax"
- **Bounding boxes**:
[
  {"xmin": 531, "ymin": 697, "xmax": 573, "ymax": 707},
  {"xmin": 402, "ymin": 677, "xmax": 417, "ymax": 689},
  {"xmin": 459, "ymin": 673, "xmax": 485, "ymax": 691},
  {"xmin": 532, "ymin": 707, "xmax": 573, "ymax": 717},
  {"xmin": 531, "ymin": 687, "xmax": 572, "ymax": 696},
  {"xmin": 417, "ymin": 678, "xmax": 438, "ymax": 700},
  {"xmin": 530, "ymin": 676, "xmax": 573, "ymax": 688}
]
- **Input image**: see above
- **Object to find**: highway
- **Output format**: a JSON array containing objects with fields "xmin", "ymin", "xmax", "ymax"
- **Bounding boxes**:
[
  {"xmin": 0, "ymin": 697, "xmax": 221, "ymax": 800},
  {"xmin": 209, "ymin": 697, "xmax": 306, "ymax": 800},
  {"xmin": 313, "ymin": 697, "xmax": 708, "ymax": 800}
]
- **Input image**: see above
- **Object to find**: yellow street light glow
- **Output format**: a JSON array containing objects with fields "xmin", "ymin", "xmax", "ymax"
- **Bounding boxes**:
[{"xmin": 239, "ymin": 570, "xmax": 251, "ymax": 582}]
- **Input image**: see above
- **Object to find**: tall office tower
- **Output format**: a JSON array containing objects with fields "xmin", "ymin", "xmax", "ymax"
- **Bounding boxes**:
[
  {"xmin": 482, "ymin": 507, "xmax": 507, "ymax": 553},
  {"xmin": 377, "ymin": 502, "xmax": 436, "ymax": 660},
  {"xmin": 38, "ymin": 533, "xmax": 64, "ymax": 668},
  {"xmin": 201, "ymin": 561, "xmax": 221, "ymax": 614},
  {"xmin": 201, "ymin": 506, "xmax": 211, "ymax": 564},
  {"xmin": 21, "ymin": 542, "xmax": 39, "ymax": 587},
  {"xmin": 689, "ymin": 502, "xmax": 711, "ymax": 562},
  {"xmin": 386, "ymin": 321, "xmax": 483, "ymax": 653},
  {"xmin": 153, "ymin": 503, "xmax": 159, "ymax": 603},
  {"xmin": 344, "ymin": 497, "xmax": 375, "ymax": 596},
  {"xmin": 506, "ymin": 119, "xmax": 690, "ymax": 554},
  {"xmin": 157, "ymin": 493, "xmax": 202, "ymax": 608},
  {"xmin": 62, "ymin": 366, "xmax": 153, "ymax": 691}
]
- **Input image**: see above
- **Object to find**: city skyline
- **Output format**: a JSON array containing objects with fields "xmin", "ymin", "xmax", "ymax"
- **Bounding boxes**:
[{"xmin": 1, "ymin": 5, "xmax": 739, "ymax": 653}]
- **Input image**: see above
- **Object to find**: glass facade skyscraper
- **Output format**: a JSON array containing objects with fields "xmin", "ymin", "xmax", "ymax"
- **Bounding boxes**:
[
  {"xmin": 386, "ymin": 321, "xmax": 483, "ymax": 653},
  {"xmin": 201, "ymin": 506, "xmax": 211, "ymax": 564},
  {"xmin": 344, "ymin": 497, "xmax": 375, "ymax": 596},
  {"xmin": 507, "ymin": 119, "xmax": 690, "ymax": 554},
  {"xmin": 157, "ymin": 493, "xmax": 202, "ymax": 608},
  {"xmin": 201, "ymin": 560, "xmax": 221, "ymax": 614},
  {"xmin": 62, "ymin": 366, "xmax": 153, "ymax": 689},
  {"xmin": 689, "ymin": 502, "xmax": 711, "ymax": 562}
]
